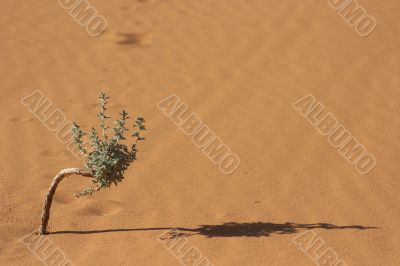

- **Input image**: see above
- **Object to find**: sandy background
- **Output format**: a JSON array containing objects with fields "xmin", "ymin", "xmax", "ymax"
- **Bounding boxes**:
[{"xmin": 1, "ymin": 0, "xmax": 399, "ymax": 265}]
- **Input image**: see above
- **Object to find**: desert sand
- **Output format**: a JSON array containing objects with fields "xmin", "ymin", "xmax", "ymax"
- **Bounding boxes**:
[{"xmin": 1, "ymin": 0, "xmax": 400, "ymax": 265}]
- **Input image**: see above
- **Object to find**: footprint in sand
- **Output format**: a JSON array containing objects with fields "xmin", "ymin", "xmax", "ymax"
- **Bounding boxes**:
[
  {"xmin": 73, "ymin": 200, "xmax": 123, "ymax": 217},
  {"xmin": 116, "ymin": 32, "xmax": 153, "ymax": 46},
  {"xmin": 54, "ymin": 191, "xmax": 73, "ymax": 205},
  {"xmin": 101, "ymin": 30, "xmax": 153, "ymax": 47}
]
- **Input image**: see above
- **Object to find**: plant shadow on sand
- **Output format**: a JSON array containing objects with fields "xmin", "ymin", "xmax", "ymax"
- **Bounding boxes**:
[{"xmin": 51, "ymin": 222, "xmax": 377, "ymax": 238}]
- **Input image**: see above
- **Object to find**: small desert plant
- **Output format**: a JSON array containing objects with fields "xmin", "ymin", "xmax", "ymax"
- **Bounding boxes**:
[{"xmin": 39, "ymin": 93, "xmax": 145, "ymax": 235}]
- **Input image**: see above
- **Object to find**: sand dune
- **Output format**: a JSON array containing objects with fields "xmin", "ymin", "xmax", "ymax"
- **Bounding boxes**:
[{"xmin": 1, "ymin": 0, "xmax": 399, "ymax": 265}]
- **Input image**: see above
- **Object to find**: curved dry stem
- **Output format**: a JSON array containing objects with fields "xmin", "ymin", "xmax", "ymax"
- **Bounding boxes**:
[{"xmin": 39, "ymin": 168, "xmax": 92, "ymax": 235}]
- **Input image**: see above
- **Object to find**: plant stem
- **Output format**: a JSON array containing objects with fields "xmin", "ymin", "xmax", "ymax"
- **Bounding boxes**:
[{"xmin": 39, "ymin": 168, "xmax": 92, "ymax": 235}]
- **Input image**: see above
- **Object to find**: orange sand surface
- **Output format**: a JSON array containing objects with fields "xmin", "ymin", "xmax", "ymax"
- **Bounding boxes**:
[{"xmin": 1, "ymin": 0, "xmax": 399, "ymax": 265}]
